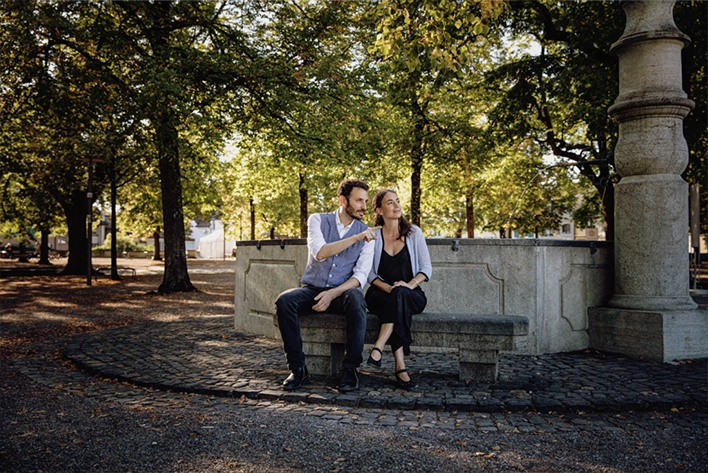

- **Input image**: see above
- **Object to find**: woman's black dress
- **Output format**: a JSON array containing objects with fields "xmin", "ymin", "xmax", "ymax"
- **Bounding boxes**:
[{"xmin": 365, "ymin": 237, "xmax": 427, "ymax": 355}]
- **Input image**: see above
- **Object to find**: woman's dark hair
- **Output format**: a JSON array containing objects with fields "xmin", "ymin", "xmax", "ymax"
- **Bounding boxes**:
[{"xmin": 373, "ymin": 189, "xmax": 412, "ymax": 240}]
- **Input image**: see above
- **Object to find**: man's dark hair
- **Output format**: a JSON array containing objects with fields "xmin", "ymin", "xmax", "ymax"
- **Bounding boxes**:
[{"xmin": 338, "ymin": 179, "xmax": 369, "ymax": 198}]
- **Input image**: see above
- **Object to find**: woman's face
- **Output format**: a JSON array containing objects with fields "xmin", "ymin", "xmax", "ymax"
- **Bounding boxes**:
[{"xmin": 376, "ymin": 192, "xmax": 402, "ymax": 220}]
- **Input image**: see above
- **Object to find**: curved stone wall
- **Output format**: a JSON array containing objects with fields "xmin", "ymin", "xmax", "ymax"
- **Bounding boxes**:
[{"xmin": 234, "ymin": 238, "xmax": 613, "ymax": 355}]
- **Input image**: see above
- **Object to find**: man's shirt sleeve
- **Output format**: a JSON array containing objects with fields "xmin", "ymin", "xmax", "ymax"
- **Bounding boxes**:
[
  {"xmin": 306, "ymin": 213, "xmax": 326, "ymax": 261},
  {"xmin": 352, "ymin": 238, "xmax": 375, "ymax": 289}
]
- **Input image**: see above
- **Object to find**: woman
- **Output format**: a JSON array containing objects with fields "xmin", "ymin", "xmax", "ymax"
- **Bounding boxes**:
[{"xmin": 365, "ymin": 189, "xmax": 432, "ymax": 389}]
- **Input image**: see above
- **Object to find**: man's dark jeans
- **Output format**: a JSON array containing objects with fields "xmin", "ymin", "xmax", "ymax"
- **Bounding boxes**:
[{"xmin": 275, "ymin": 285, "xmax": 367, "ymax": 371}]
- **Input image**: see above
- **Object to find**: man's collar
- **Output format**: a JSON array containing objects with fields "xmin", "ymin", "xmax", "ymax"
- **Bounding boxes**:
[{"xmin": 336, "ymin": 208, "xmax": 354, "ymax": 228}]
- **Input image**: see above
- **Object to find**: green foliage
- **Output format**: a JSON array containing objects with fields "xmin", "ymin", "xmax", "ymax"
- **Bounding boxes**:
[
  {"xmin": 372, "ymin": 0, "xmax": 505, "ymax": 71},
  {"xmin": 94, "ymin": 234, "xmax": 150, "ymax": 253},
  {"xmin": 476, "ymin": 149, "xmax": 577, "ymax": 237},
  {"xmin": 675, "ymin": 1, "xmax": 708, "ymax": 235},
  {"xmin": 6, "ymin": 0, "xmax": 702, "ymax": 250},
  {"xmin": 482, "ymin": 0, "xmax": 625, "ymax": 238},
  {"xmin": 572, "ymin": 187, "xmax": 603, "ymax": 229}
]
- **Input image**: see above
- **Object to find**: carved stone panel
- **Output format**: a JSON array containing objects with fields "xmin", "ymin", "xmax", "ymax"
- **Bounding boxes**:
[
  {"xmin": 426, "ymin": 263, "xmax": 503, "ymax": 314},
  {"xmin": 244, "ymin": 260, "xmax": 301, "ymax": 315}
]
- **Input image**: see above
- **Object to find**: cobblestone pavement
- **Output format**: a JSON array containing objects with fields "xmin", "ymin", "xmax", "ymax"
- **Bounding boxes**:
[
  {"xmin": 4, "ymin": 257, "xmax": 708, "ymax": 435},
  {"xmin": 10, "ymin": 314, "xmax": 705, "ymax": 434}
]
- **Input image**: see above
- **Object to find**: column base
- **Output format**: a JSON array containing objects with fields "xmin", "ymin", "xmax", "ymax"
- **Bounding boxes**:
[
  {"xmin": 608, "ymin": 294, "xmax": 697, "ymax": 311},
  {"xmin": 588, "ymin": 307, "xmax": 708, "ymax": 362}
]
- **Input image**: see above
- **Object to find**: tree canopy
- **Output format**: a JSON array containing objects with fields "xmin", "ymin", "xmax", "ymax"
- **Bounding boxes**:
[{"xmin": 1, "ymin": 0, "xmax": 706, "ymax": 290}]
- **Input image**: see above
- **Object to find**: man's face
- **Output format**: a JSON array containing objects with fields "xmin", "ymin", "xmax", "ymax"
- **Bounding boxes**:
[{"xmin": 343, "ymin": 187, "xmax": 368, "ymax": 221}]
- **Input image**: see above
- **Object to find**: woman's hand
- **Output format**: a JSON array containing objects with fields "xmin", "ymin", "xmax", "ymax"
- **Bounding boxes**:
[{"xmin": 392, "ymin": 280, "xmax": 415, "ymax": 290}]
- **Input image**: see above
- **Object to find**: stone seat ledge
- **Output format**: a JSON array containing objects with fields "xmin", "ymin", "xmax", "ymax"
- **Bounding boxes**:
[{"xmin": 274, "ymin": 312, "xmax": 529, "ymax": 382}]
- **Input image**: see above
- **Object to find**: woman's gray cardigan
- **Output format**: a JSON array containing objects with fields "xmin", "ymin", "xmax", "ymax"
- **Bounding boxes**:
[{"xmin": 367, "ymin": 225, "xmax": 432, "ymax": 284}]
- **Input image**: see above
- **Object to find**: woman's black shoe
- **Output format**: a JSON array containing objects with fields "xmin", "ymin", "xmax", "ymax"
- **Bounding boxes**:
[
  {"xmin": 394, "ymin": 369, "xmax": 417, "ymax": 390},
  {"xmin": 367, "ymin": 347, "xmax": 383, "ymax": 368}
]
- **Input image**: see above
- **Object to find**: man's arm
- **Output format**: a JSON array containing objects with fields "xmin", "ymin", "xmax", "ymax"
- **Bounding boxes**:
[
  {"xmin": 315, "ymin": 226, "xmax": 380, "ymax": 260},
  {"xmin": 312, "ymin": 277, "xmax": 360, "ymax": 312},
  {"xmin": 312, "ymin": 236, "xmax": 377, "ymax": 312}
]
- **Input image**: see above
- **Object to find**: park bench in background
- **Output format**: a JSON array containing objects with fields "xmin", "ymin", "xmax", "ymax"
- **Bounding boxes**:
[
  {"xmin": 94, "ymin": 266, "xmax": 137, "ymax": 279},
  {"xmin": 274, "ymin": 311, "xmax": 529, "ymax": 383}
]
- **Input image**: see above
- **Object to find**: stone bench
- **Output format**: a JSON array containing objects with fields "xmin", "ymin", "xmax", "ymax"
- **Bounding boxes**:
[{"xmin": 274, "ymin": 312, "xmax": 529, "ymax": 383}]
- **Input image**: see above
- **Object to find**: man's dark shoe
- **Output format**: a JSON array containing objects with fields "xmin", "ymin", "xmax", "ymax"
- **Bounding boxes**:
[
  {"xmin": 282, "ymin": 366, "xmax": 309, "ymax": 391},
  {"xmin": 338, "ymin": 367, "xmax": 359, "ymax": 392}
]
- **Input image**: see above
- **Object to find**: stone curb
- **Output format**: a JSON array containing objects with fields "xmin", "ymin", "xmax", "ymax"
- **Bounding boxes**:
[{"xmin": 61, "ymin": 316, "xmax": 708, "ymax": 415}]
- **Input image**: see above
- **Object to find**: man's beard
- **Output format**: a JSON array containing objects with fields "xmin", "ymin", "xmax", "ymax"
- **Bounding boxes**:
[{"xmin": 344, "ymin": 201, "xmax": 363, "ymax": 220}]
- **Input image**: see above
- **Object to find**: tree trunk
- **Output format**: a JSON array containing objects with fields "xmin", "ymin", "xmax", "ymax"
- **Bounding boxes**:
[
  {"xmin": 250, "ymin": 197, "xmax": 255, "ymax": 240},
  {"xmin": 411, "ymin": 153, "xmax": 422, "ymax": 227},
  {"xmin": 410, "ymin": 113, "xmax": 424, "ymax": 226},
  {"xmin": 299, "ymin": 173, "xmax": 308, "ymax": 238},
  {"xmin": 466, "ymin": 194, "xmax": 475, "ymax": 238},
  {"xmin": 110, "ymin": 172, "xmax": 120, "ymax": 280},
  {"xmin": 38, "ymin": 227, "xmax": 50, "ymax": 265},
  {"xmin": 599, "ymin": 181, "xmax": 615, "ymax": 241},
  {"xmin": 155, "ymin": 115, "xmax": 194, "ymax": 294},
  {"xmin": 60, "ymin": 190, "xmax": 89, "ymax": 275},
  {"xmin": 142, "ymin": 1, "xmax": 193, "ymax": 293},
  {"xmin": 17, "ymin": 241, "xmax": 28, "ymax": 263},
  {"xmin": 409, "ymin": 72, "xmax": 426, "ymax": 227}
]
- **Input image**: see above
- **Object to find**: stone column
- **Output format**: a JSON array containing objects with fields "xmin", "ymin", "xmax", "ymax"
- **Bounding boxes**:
[{"xmin": 588, "ymin": 0, "xmax": 708, "ymax": 362}]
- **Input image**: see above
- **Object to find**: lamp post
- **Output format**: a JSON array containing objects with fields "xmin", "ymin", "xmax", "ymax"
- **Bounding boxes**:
[
  {"xmin": 79, "ymin": 156, "xmax": 104, "ymax": 286},
  {"xmin": 222, "ymin": 221, "xmax": 232, "ymax": 261}
]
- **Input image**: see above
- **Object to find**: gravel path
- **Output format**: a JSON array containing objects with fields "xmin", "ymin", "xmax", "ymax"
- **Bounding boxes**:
[{"xmin": 1, "ymin": 259, "xmax": 707, "ymax": 472}]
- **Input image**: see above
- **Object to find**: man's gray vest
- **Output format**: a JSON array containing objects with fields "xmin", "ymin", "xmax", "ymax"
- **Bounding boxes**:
[{"xmin": 301, "ymin": 213, "xmax": 367, "ymax": 288}]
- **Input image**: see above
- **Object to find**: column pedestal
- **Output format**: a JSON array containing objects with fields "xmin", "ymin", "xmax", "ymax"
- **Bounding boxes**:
[{"xmin": 589, "ymin": 307, "xmax": 708, "ymax": 362}]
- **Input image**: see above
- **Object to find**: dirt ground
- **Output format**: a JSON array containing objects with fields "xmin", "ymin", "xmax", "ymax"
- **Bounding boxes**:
[
  {"xmin": 1, "ymin": 257, "xmax": 707, "ymax": 473},
  {"xmin": 1, "ymin": 258, "xmax": 236, "ymax": 359}
]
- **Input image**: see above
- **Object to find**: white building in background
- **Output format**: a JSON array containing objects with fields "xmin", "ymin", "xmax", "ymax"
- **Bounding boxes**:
[{"xmin": 186, "ymin": 218, "xmax": 236, "ymax": 259}]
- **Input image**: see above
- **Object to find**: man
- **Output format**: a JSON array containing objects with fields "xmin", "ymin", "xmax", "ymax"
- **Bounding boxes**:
[{"xmin": 275, "ymin": 179, "xmax": 379, "ymax": 392}]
